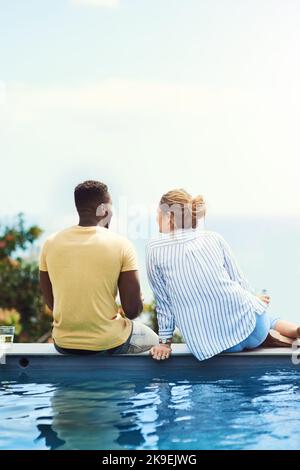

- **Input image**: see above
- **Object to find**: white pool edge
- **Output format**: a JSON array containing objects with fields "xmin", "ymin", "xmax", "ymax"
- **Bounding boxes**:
[{"xmin": 2, "ymin": 343, "xmax": 295, "ymax": 357}]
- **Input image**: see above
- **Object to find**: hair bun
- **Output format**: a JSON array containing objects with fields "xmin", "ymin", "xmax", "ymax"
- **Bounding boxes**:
[
  {"xmin": 192, "ymin": 195, "xmax": 206, "ymax": 220},
  {"xmin": 192, "ymin": 195, "xmax": 204, "ymax": 205},
  {"xmin": 160, "ymin": 188, "xmax": 206, "ymax": 229}
]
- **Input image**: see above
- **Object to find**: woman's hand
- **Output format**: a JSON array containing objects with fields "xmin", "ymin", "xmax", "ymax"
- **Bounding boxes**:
[
  {"xmin": 150, "ymin": 344, "xmax": 172, "ymax": 360},
  {"xmin": 257, "ymin": 294, "xmax": 271, "ymax": 305}
]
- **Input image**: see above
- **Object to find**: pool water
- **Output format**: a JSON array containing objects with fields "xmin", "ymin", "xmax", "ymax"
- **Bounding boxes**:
[{"xmin": 1, "ymin": 363, "xmax": 300, "ymax": 450}]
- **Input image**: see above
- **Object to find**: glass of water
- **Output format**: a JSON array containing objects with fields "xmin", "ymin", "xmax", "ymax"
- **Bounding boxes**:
[{"xmin": 0, "ymin": 326, "xmax": 15, "ymax": 348}]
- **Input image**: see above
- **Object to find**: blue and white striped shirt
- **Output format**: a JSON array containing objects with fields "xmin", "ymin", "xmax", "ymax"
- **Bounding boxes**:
[{"xmin": 146, "ymin": 229, "xmax": 267, "ymax": 361}]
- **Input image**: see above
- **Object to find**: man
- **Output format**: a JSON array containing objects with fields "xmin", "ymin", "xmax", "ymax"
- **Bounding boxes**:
[{"xmin": 39, "ymin": 180, "xmax": 158, "ymax": 354}]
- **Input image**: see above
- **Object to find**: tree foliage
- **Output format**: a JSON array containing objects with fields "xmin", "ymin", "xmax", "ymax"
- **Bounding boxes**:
[{"xmin": 0, "ymin": 214, "xmax": 52, "ymax": 342}]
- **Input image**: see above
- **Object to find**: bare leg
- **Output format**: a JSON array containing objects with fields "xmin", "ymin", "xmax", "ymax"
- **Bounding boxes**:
[{"xmin": 273, "ymin": 320, "xmax": 300, "ymax": 339}]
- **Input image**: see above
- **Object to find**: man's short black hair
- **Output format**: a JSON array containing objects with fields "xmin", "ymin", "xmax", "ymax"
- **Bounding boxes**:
[{"xmin": 74, "ymin": 180, "xmax": 108, "ymax": 212}]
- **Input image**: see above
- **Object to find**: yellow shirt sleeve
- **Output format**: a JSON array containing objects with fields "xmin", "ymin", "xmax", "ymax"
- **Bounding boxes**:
[
  {"xmin": 121, "ymin": 240, "xmax": 138, "ymax": 272},
  {"xmin": 39, "ymin": 239, "xmax": 49, "ymax": 272}
]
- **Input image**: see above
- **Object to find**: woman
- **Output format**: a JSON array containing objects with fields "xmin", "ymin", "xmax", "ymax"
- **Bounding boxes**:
[{"xmin": 146, "ymin": 189, "xmax": 300, "ymax": 361}]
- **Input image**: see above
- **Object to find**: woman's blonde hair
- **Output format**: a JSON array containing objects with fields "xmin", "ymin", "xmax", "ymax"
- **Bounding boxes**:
[{"xmin": 160, "ymin": 189, "xmax": 206, "ymax": 230}]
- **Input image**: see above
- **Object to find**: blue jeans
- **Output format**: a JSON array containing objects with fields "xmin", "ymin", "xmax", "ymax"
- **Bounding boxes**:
[{"xmin": 226, "ymin": 312, "xmax": 280, "ymax": 353}]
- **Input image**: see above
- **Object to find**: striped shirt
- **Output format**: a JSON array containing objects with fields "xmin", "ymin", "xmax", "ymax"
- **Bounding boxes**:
[{"xmin": 146, "ymin": 229, "xmax": 267, "ymax": 361}]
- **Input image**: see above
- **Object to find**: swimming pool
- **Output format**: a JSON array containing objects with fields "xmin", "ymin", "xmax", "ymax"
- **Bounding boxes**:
[{"xmin": 1, "ymin": 345, "xmax": 300, "ymax": 450}]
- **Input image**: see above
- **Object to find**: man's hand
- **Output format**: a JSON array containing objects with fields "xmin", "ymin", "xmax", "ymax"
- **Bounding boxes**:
[
  {"xmin": 150, "ymin": 344, "xmax": 172, "ymax": 361},
  {"xmin": 257, "ymin": 294, "xmax": 271, "ymax": 305}
]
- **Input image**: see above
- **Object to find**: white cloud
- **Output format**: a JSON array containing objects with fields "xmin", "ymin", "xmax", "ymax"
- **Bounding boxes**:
[
  {"xmin": 70, "ymin": 0, "xmax": 119, "ymax": 8},
  {"xmin": 0, "ymin": 79, "xmax": 259, "ymax": 117},
  {"xmin": 1, "ymin": 79, "xmax": 300, "ymax": 216}
]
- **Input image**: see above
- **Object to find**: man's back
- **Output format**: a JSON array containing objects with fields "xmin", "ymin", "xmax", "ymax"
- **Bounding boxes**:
[{"xmin": 39, "ymin": 225, "xmax": 137, "ymax": 350}]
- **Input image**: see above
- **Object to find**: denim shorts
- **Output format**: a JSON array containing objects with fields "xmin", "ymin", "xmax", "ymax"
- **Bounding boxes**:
[{"xmin": 225, "ymin": 312, "xmax": 280, "ymax": 353}]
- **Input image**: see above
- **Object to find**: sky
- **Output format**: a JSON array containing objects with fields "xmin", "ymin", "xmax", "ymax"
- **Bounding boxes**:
[{"xmin": 0, "ymin": 0, "xmax": 300, "ymax": 236}]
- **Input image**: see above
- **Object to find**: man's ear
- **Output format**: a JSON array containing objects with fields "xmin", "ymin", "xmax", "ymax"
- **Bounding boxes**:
[
  {"xmin": 98, "ymin": 211, "xmax": 109, "ymax": 225},
  {"xmin": 96, "ymin": 204, "xmax": 106, "ymax": 217}
]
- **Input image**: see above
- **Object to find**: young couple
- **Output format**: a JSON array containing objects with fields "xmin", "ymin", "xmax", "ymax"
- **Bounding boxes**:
[{"xmin": 39, "ymin": 180, "xmax": 300, "ymax": 362}]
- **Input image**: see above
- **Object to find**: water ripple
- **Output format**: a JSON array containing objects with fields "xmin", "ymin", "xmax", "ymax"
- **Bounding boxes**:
[{"xmin": 2, "ymin": 367, "xmax": 300, "ymax": 449}]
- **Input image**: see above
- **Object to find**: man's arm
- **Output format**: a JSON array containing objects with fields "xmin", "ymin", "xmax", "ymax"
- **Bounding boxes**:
[
  {"xmin": 39, "ymin": 271, "xmax": 54, "ymax": 311},
  {"xmin": 118, "ymin": 270, "xmax": 143, "ymax": 320}
]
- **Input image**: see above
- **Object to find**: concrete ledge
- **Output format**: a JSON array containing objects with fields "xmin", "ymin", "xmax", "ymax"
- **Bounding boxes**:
[
  {"xmin": 2, "ymin": 343, "xmax": 295, "ymax": 357},
  {"xmin": 2, "ymin": 343, "xmax": 298, "ymax": 377}
]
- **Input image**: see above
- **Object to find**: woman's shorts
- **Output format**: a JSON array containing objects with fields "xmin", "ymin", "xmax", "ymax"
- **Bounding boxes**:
[{"xmin": 225, "ymin": 312, "xmax": 280, "ymax": 353}]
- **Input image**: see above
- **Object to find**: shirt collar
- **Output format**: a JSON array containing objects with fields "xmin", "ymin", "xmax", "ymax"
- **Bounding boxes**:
[{"xmin": 159, "ymin": 227, "xmax": 203, "ymax": 242}]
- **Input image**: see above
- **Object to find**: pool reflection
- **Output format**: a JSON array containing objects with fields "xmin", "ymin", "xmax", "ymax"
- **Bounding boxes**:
[
  {"xmin": 47, "ymin": 365, "xmax": 300, "ymax": 449},
  {"xmin": 2, "ymin": 362, "xmax": 300, "ymax": 449}
]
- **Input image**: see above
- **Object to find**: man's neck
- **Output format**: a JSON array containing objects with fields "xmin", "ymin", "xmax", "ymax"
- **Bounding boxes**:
[
  {"xmin": 78, "ymin": 219, "xmax": 109, "ymax": 228},
  {"xmin": 78, "ymin": 218, "xmax": 98, "ymax": 227}
]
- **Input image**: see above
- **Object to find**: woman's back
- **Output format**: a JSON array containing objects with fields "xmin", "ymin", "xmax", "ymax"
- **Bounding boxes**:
[{"xmin": 147, "ymin": 229, "xmax": 266, "ymax": 360}]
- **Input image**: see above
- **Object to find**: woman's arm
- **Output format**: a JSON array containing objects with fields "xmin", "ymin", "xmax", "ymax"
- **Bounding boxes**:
[
  {"xmin": 146, "ymin": 245, "xmax": 175, "ymax": 359},
  {"xmin": 218, "ymin": 235, "xmax": 254, "ymax": 293}
]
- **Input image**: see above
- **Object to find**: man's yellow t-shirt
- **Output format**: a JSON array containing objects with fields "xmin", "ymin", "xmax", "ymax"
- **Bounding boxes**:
[{"xmin": 39, "ymin": 225, "xmax": 138, "ymax": 351}]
